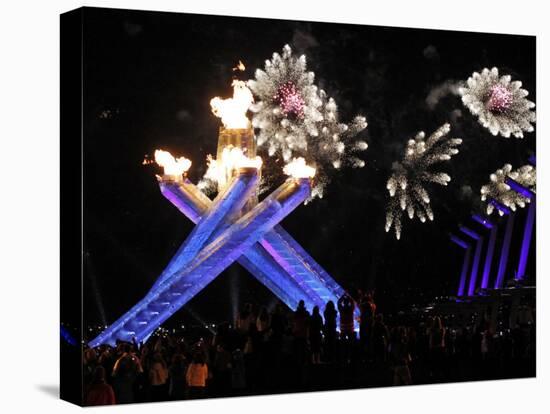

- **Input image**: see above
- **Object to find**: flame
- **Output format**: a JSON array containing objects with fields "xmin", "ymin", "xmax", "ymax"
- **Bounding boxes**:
[
  {"xmin": 233, "ymin": 60, "xmax": 246, "ymax": 71},
  {"xmin": 210, "ymin": 80, "xmax": 253, "ymax": 129},
  {"xmin": 283, "ymin": 157, "xmax": 316, "ymax": 179},
  {"xmin": 203, "ymin": 146, "xmax": 262, "ymax": 189},
  {"xmin": 154, "ymin": 149, "xmax": 192, "ymax": 176}
]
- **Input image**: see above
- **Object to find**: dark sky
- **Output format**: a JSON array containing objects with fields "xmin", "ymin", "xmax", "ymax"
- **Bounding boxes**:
[{"xmin": 81, "ymin": 7, "xmax": 536, "ymax": 326}]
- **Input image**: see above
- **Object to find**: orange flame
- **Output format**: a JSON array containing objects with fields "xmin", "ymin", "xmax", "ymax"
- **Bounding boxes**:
[
  {"xmin": 203, "ymin": 146, "xmax": 262, "ymax": 188},
  {"xmin": 154, "ymin": 149, "xmax": 192, "ymax": 176},
  {"xmin": 233, "ymin": 60, "xmax": 246, "ymax": 71},
  {"xmin": 283, "ymin": 157, "xmax": 316, "ymax": 179},
  {"xmin": 210, "ymin": 80, "xmax": 253, "ymax": 129}
]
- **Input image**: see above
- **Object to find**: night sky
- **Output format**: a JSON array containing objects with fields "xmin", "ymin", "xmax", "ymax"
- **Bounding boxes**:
[{"xmin": 81, "ymin": 7, "xmax": 536, "ymax": 327}]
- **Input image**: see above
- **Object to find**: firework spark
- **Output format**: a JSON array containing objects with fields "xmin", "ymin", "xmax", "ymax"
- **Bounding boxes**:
[
  {"xmin": 247, "ymin": 44, "xmax": 367, "ymax": 201},
  {"xmin": 481, "ymin": 164, "xmax": 536, "ymax": 216},
  {"xmin": 385, "ymin": 123, "xmax": 462, "ymax": 239},
  {"xmin": 460, "ymin": 67, "xmax": 536, "ymax": 138}
]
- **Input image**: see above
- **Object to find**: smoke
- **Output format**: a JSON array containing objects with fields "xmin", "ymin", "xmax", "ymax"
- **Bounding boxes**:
[
  {"xmin": 426, "ymin": 81, "xmax": 462, "ymax": 110},
  {"xmin": 291, "ymin": 28, "xmax": 320, "ymax": 55},
  {"xmin": 458, "ymin": 185, "xmax": 473, "ymax": 201},
  {"xmin": 423, "ymin": 45, "xmax": 439, "ymax": 61},
  {"xmin": 176, "ymin": 109, "xmax": 192, "ymax": 123}
]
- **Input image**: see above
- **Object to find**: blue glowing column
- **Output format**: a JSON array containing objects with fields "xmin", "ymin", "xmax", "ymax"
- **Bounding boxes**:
[
  {"xmin": 133, "ymin": 178, "xmax": 312, "ymax": 343},
  {"xmin": 89, "ymin": 178, "xmax": 311, "ymax": 346},
  {"xmin": 504, "ymin": 177, "xmax": 536, "ymax": 281},
  {"xmin": 482, "ymin": 227, "xmax": 497, "ymax": 289},
  {"xmin": 160, "ymin": 178, "xmax": 355, "ymax": 321},
  {"xmin": 516, "ymin": 200, "xmax": 535, "ymax": 281},
  {"xmin": 460, "ymin": 226, "xmax": 484, "ymax": 296},
  {"xmin": 450, "ymin": 235, "xmax": 471, "ymax": 297},
  {"xmin": 494, "ymin": 211, "xmax": 515, "ymax": 289},
  {"xmin": 472, "ymin": 215, "xmax": 497, "ymax": 290}
]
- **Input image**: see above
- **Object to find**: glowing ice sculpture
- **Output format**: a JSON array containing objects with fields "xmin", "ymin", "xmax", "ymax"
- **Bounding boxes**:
[
  {"xmin": 157, "ymin": 176, "xmax": 354, "ymax": 320},
  {"xmin": 89, "ymin": 173, "xmax": 313, "ymax": 346}
]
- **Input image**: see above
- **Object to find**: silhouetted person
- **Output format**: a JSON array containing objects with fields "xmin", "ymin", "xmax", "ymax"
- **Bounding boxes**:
[
  {"xmin": 270, "ymin": 303, "xmax": 288, "ymax": 342},
  {"xmin": 85, "ymin": 366, "xmax": 116, "ymax": 406},
  {"xmin": 213, "ymin": 343, "xmax": 232, "ymax": 396},
  {"xmin": 428, "ymin": 316, "xmax": 446, "ymax": 380},
  {"xmin": 309, "ymin": 306, "xmax": 323, "ymax": 364},
  {"xmin": 186, "ymin": 353, "xmax": 208, "ymax": 399},
  {"xmin": 112, "ymin": 344, "xmax": 141, "ymax": 404},
  {"xmin": 231, "ymin": 348, "xmax": 246, "ymax": 391},
  {"xmin": 168, "ymin": 353, "xmax": 187, "ymax": 400},
  {"xmin": 359, "ymin": 290, "xmax": 376, "ymax": 350},
  {"xmin": 338, "ymin": 294, "xmax": 355, "ymax": 339},
  {"xmin": 371, "ymin": 314, "xmax": 389, "ymax": 362},
  {"xmin": 390, "ymin": 327, "xmax": 412, "ymax": 385},
  {"xmin": 293, "ymin": 300, "xmax": 310, "ymax": 365},
  {"xmin": 323, "ymin": 301, "xmax": 338, "ymax": 362}
]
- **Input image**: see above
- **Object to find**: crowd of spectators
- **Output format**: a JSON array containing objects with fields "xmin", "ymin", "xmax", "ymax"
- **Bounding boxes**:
[{"xmin": 81, "ymin": 292, "xmax": 536, "ymax": 405}]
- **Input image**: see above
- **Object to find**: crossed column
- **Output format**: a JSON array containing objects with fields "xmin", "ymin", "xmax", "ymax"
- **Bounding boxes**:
[{"xmin": 90, "ymin": 167, "xmax": 357, "ymax": 347}]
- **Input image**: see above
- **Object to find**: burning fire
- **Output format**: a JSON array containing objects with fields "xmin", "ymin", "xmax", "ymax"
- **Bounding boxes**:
[
  {"xmin": 283, "ymin": 157, "xmax": 316, "ymax": 179},
  {"xmin": 233, "ymin": 60, "xmax": 246, "ymax": 72},
  {"xmin": 154, "ymin": 149, "xmax": 192, "ymax": 176},
  {"xmin": 210, "ymin": 80, "xmax": 254, "ymax": 129},
  {"xmin": 203, "ymin": 146, "xmax": 262, "ymax": 189}
]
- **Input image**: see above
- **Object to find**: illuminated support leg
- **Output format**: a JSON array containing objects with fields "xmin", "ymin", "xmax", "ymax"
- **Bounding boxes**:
[
  {"xmin": 504, "ymin": 177, "xmax": 536, "ymax": 282},
  {"xmin": 89, "ymin": 178, "xmax": 310, "ymax": 346},
  {"xmin": 460, "ymin": 226, "xmax": 483, "ymax": 297},
  {"xmin": 472, "ymin": 214, "xmax": 497, "ymax": 290},
  {"xmin": 494, "ymin": 213, "xmax": 515, "ymax": 289},
  {"xmin": 516, "ymin": 200, "xmax": 535, "ymax": 281},
  {"xmin": 160, "ymin": 178, "xmax": 353, "ymax": 319},
  {"xmin": 451, "ymin": 235, "xmax": 471, "ymax": 297},
  {"xmin": 158, "ymin": 178, "xmax": 323, "ymax": 312},
  {"xmin": 481, "ymin": 227, "xmax": 497, "ymax": 289}
]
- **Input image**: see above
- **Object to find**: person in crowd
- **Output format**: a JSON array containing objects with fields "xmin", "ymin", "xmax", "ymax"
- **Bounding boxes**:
[
  {"xmin": 309, "ymin": 306, "xmax": 323, "ymax": 364},
  {"xmin": 389, "ymin": 326, "xmax": 412, "ymax": 385},
  {"xmin": 371, "ymin": 313, "xmax": 390, "ymax": 363},
  {"xmin": 270, "ymin": 303, "xmax": 288, "ymax": 342},
  {"xmin": 292, "ymin": 300, "xmax": 310, "ymax": 365},
  {"xmin": 213, "ymin": 343, "xmax": 233, "ymax": 395},
  {"xmin": 256, "ymin": 307, "xmax": 271, "ymax": 340},
  {"xmin": 168, "ymin": 353, "xmax": 187, "ymax": 400},
  {"xmin": 338, "ymin": 294, "xmax": 355, "ymax": 339},
  {"xmin": 83, "ymin": 348, "xmax": 99, "ymax": 386},
  {"xmin": 358, "ymin": 290, "xmax": 376, "ymax": 350},
  {"xmin": 82, "ymin": 293, "xmax": 535, "ymax": 404},
  {"xmin": 85, "ymin": 366, "xmax": 116, "ymax": 406},
  {"xmin": 428, "ymin": 316, "xmax": 447, "ymax": 380},
  {"xmin": 112, "ymin": 344, "xmax": 142, "ymax": 404},
  {"xmin": 231, "ymin": 348, "xmax": 247, "ymax": 392},
  {"xmin": 236, "ymin": 303, "xmax": 255, "ymax": 335},
  {"xmin": 149, "ymin": 352, "xmax": 169, "ymax": 401},
  {"xmin": 323, "ymin": 301, "xmax": 338, "ymax": 362},
  {"xmin": 186, "ymin": 352, "xmax": 209, "ymax": 399}
]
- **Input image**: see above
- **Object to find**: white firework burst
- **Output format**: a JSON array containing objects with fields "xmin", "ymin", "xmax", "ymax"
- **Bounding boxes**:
[
  {"xmin": 248, "ymin": 44, "xmax": 368, "ymax": 200},
  {"xmin": 459, "ymin": 67, "xmax": 536, "ymax": 138},
  {"xmin": 385, "ymin": 123, "xmax": 462, "ymax": 240},
  {"xmin": 481, "ymin": 163, "xmax": 536, "ymax": 216}
]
